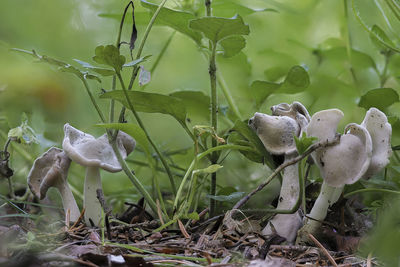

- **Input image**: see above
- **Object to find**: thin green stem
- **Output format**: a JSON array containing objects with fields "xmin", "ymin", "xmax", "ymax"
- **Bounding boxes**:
[
  {"xmin": 173, "ymin": 144, "xmax": 254, "ymax": 212},
  {"xmin": 116, "ymin": 72, "xmax": 177, "ymax": 195},
  {"xmin": 344, "ymin": 188, "xmax": 400, "ymax": 198},
  {"xmin": 110, "ymin": 141, "xmax": 161, "ymax": 218},
  {"xmin": 343, "ymin": 0, "xmax": 358, "ymax": 85},
  {"xmin": 217, "ymin": 75, "xmax": 242, "ymax": 120},
  {"xmin": 81, "ymin": 78, "xmax": 106, "ymax": 123},
  {"xmin": 380, "ymin": 52, "xmax": 392, "ymax": 87}
]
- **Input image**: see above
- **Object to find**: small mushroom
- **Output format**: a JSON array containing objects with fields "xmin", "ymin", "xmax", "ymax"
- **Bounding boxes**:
[
  {"xmin": 298, "ymin": 109, "xmax": 374, "ymax": 240},
  {"xmin": 361, "ymin": 108, "xmax": 392, "ymax": 178},
  {"xmin": 62, "ymin": 123, "xmax": 135, "ymax": 226},
  {"xmin": 249, "ymin": 102, "xmax": 310, "ymax": 243},
  {"xmin": 27, "ymin": 147, "xmax": 80, "ymax": 222}
]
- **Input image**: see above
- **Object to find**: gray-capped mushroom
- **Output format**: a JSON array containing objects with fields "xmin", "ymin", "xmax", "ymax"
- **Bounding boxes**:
[
  {"xmin": 298, "ymin": 109, "xmax": 374, "ymax": 240},
  {"xmin": 28, "ymin": 147, "xmax": 80, "ymax": 222},
  {"xmin": 249, "ymin": 102, "xmax": 310, "ymax": 243},
  {"xmin": 62, "ymin": 124, "xmax": 135, "ymax": 226}
]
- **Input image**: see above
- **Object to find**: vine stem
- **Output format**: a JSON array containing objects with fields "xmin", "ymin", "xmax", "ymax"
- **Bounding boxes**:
[
  {"xmin": 81, "ymin": 78, "xmax": 107, "ymax": 123},
  {"xmin": 116, "ymin": 72, "xmax": 177, "ymax": 195}
]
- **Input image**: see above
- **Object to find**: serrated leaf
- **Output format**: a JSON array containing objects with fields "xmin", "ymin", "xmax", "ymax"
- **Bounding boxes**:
[
  {"xmin": 194, "ymin": 164, "xmax": 223, "ymax": 175},
  {"xmin": 220, "ymin": 36, "xmax": 246, "ymax": 57},
  {"xmin": 294, "ymin": 132, "xmax": 317, "ymax": 155},
  {"xmin": 140, "ymin": 0, "xmax": 202, "ymax": 44},
  {"xmin": 206, "ymin": 191, "xmax": 244, "ymax": 202},
  {"xmin": 96, "ymin": 123, "xmax": 151, "ymax": 161},
  {"xmin": 232, "ymin": 120, "xmax": 274, "ymax": 168},
  {"xmin": 358, "ymin": 88, "xmax": 399, "ymax": 111},
  {"xmin": 93, "ymin": 45, "xmax": 126, "ymax": 72},
  {"xmin": 189, "ymin": 15, "xmax": 249, "ymax": 44},
  {"xmin": 100, "ymin": 90, "xmax": 187, "ymax": 125},
  {"xmin": 251, "ymin": 65, "xmax": 309, "ymax": 108},
  {"xmin": 169, "ymin": 90, "xmax": 210, "ymax": 121},
  {"xmin": 74, "ymin": 59, "xmax": 115, "ymax": 76}
]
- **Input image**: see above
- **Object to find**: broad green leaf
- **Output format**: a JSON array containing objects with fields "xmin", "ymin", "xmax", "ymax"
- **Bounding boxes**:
[
  {"xmin": 232, "ymin": 120, "xmax": 274, "ymax": 169},
  {"xmin": 358, "ymin": 88, "xmax": 399, "ymax": 110},
  {"xmin": 95, "ymin": 123, "xmax": 151, "ymax": 159},
  {"xmin": 194, "ymin": 164, "xmax": 223, "ymax": 175},
  {"xmin": 206, "ymin": 191, "xmax": 244, "ymax": 202},
  {"xmin": 140, "ymin": 0, "xmax": 202, "ymax": 44},
  {"xmin": 169, "ymin": 90, "xmax": 210, "ymax": 121},
  {"xmin": 93, "ymin": 45, "xmax": 126, "ymax": 72},
  {"xmin": 74, "ymin": 59, "xmax": 115, "ymax": 76},
  {"xmin": 294, "ymin": 132, "xmax": 317, "ymax": 155},
  {"xmin": 251, "ymin": 65, "xmax": 309, "ymax": 108},
  {"xmin": 220, "ymin": 36, "xmax": 246, "ymax": 57},
  {"xmin": 189, "ymin": 15, "xmax": 250, "ymax": 44},
  {"xmin": 205, "ymin": 0, "xmax": 278, "ymax": 17},
  {"xmin": 100, "ymin": 90, "xmax": 187, "ymax": 125}
]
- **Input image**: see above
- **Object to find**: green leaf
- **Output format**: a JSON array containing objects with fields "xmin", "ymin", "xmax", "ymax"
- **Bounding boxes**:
[
  {"xmin": 74, "ymin": 59, "xmax": 115, "ymax": 76},
  {"xmin": 183, "ymin": 212, "xmax": 200, "ymax": 220},
  {"xmin": 206, "ymin": 191, "xmax": 244, "ymax": 202},
  {"xmin": 370, "ymin": 25, "xmax": 395, "ymax": 51},
  {"xmin": 95, "ymin": 123, "xmax": 151, "ymax": 159},
  {"xmin": 227, "ymin": 131, "xmax": 264, "ymax": 163},
  {"xmin": 8, "ymin": 113, "xmax": 38, "ymax": 145},
  {"xmin": 93, "ymin": 45, "xmax": 126, "ymax": 72},
  {"xmin": 169, "ymin": 90, "xmax": 210, "ymax": 121},
  {"xmin": 124, "ymin": 55, "xmax": 151, "ymax": 67},
  {"xmin": 189, "ymin": 15, "xmax": 250, "ymax": 44},
  {"xmin": 194, "ymin": 164, "xmax": 223, "ymax": 175},
  {"xmin": 100, "ymin": 90, "xmax": 187, "ymax": 125},
  {"xmin": 251, "ymin": 65, "xmax": 310, "ymax": 108},
  {"xmin": 208, "ymin": 0, "xmax": 278, "ymax": 17},
  {"xmin": 220, "ymin": 36, "xmax": 246, "ymax": 57},
  {"xmin": 140, "ymin": 0, "xmax": 202, "ymax": 44},
  {"xmin": 232, "ymin": 120, "xmax": 274, "ymax": 169},
  {"xmin": 294, "ymin": 132, "xmax": 317, "ymax": 155},
  {"xmin": 358, "ymin": 88, "xmax": 399, "ymax": 111}
]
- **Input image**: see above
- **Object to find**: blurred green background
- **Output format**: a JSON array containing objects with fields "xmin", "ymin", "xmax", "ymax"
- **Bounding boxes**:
[{"xmin": 1, "ymin": 0, "xmax": 400, "ymax": 264}]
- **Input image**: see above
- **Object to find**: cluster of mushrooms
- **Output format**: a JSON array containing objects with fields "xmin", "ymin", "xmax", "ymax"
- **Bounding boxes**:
[
  {"xmin": 249, "ymin": 102, "xmax": 392, "ymax": 243},
  {"xmin": 27, "ymin": 124, "xmax": 136, "ymax": 226}
]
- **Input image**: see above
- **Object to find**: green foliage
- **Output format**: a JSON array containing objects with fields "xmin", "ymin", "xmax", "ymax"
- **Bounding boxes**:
[
  {"xmin": 8, "ymin": 113, "xmax": 38, "ymax": 145},
  {"xmin": 93, "ymin": 45, "xmax": 126, "ymax": 72},
  {"xmin": 194, "ymin": 164, "xmax": 223, "ymax": 175},
  {"xmin": 251, "ymin": 66, "xmax": 310, "ymax": 108},
  {"xmin": 100, "ymin": 90, "xmax": 187, "ymax": 125},
  {"xmin": 169, "ymin": 90, "xmax": 210, "ymax": 121},
  {"xmin": 140, "ymin": 0, "xmax": 202, "ymax": 44},
  {"xmin": 294, "ymin": 132, "xmax": 317, "ymax": 155},
  {"xmin": 358, "ymin": 88, "xmax": 399, "ymax": 110},
  {"xmin": 220, "ymin": 36, "xmax": 246, "ymax": 58},
  {"xmin": 189, "ymin": 15, "xmax": 249, "ymax": 44},
  {"xmin": 74, "ymin": 59, "xmax": 115, "ymax": 76}
]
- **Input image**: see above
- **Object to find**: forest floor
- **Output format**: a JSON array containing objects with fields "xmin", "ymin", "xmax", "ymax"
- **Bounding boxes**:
[{"xmin": 0, "ymin": 195, "xmax": 376, "ymax": 267}]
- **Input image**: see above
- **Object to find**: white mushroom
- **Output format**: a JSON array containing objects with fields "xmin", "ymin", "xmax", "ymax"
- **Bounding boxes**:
[
  {"xmin": 62, "ymin": 124, "xmax": 135, "ymax": 226},
  {"xmin": 298, "ymin": 109, "xmax": 374, "ymax": 239},
  {"xmin": 28, "ymin": 147, "xmax": 81, "ymax": 222},
  {"xmin": 249, "ymin": 102, "xmax": 310, "ymax": 243}
]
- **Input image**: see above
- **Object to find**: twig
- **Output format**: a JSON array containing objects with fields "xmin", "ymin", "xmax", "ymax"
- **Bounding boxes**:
[
  {"xmin": 307, "ymin": 233, "xmax": 338, "ymax": 267},
  {"xmin": 232, "ymin": 136, "xmax": 340, "ymax": 210}
]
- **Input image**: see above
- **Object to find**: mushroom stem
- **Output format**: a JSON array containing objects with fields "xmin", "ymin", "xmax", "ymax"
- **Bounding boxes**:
[
  {"xmin": 262, "ymin": 154, "xmax": 302, "ymax": 243},
  {"xmin": 84, "ymin": 166, "xmax": 103, "ymax": 226},
  {"xmin": 57, "ymin": 182, "xmax": 81, "ymax": 222}
]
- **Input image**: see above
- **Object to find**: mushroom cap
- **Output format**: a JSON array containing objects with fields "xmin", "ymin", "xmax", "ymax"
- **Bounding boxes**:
[
  {"xmin": 361, "ymin": 108, "xmax": 392, "ymax": 178},
  {"xmin": 313, "ymin": 123, "xmax": 372, "ymax": 187},
  {"xmin": 306, "ymin": 109, "xmax": 344, "ymax": 141},
  {"xmin": 249, "ymin": 112, "xmax": 300, "ymax": 155},
  {"xmin": 62, "ymin": 124, "xmax": 135, "ymax": 173},
  {"xmin": 27, "ymin": 147, "xmax": 71, "ymax": 199},
  {"xmin": 271, "ymin": 101, "xmax": 311, "ymax": 133}
]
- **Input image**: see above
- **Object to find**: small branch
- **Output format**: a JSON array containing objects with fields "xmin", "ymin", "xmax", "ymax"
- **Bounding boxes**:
[
  {"xmin": 308, "ymin": 233, "xmax": 338, "ymax": 267},
  {"xmin": 232, "ymin": 136, "xmax": 340, "ymax": 210}
]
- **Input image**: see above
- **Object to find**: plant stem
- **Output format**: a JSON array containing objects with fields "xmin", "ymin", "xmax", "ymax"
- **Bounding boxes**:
[
  {"xmin": 217, "ymin": 75, "xmax": 242, "ymax": 120},
  {"xmin": 110, "ymin": 141, "xmax": 161, "ymax": 218},
  {"xmin": 81, "ymin": 78, "xmax": 106, "ymax": 123},
  {"xmin": 343, "ymin": 0, "xmax": 358, "ymax": 85},
  {"xmin": 116, "ymin": 72, "xmax": 177, "ymax": 195}
]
